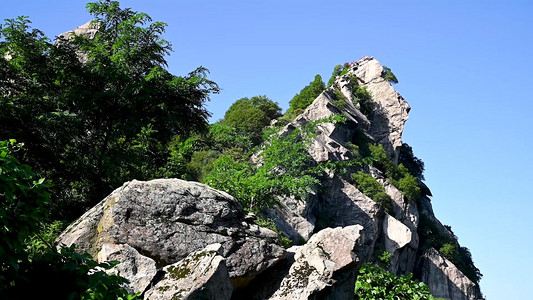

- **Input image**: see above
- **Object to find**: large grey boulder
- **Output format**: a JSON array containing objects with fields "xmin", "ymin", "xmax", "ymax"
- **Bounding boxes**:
[
  {"xmin": 418, "ymin": 248, "xmax": 483, "ymax": 300},
  {"xmin": 57, "ymin": 179, "xmax": 285, "ymax": 287},
  {"xmin": 144, "ymin": 243, "xmax": 233, "ymax": 300}
]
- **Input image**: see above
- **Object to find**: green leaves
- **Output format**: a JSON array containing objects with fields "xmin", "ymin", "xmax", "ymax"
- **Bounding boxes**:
[
  {"xmin": 381, "ymin": 66, "xmax": 399, "ymax": 84},
  {"xmin": 351, "ymin": 171, "xmax": 393, "ymax": 214},
  {"xmin": 219, "ymin": 95, "xmax": 282, "ymax": 145},
  {"xmin": 286, "ymin": 74, "xmax": 325, "ymax": 115},
  {"xmin": 0, "ymin": 140, "xmax": 137, "ymax": 298},
  {"xmin": 1, "ymin": 1, "xmax": 219, "ymax": 219},
  {"xmin": 354, "ymin": 263, "xmax": 435, "ymax": 300},
  {"xmin": 368, "ymin": 143, "xmax": 422, "ymax": 203},
  {"xmin": 0, "ymin": 140, "xmax": 50, "ymax": 288},
  {"xmin": 205, "ymin": 120, "xmax": 325, "ymax": 213}
]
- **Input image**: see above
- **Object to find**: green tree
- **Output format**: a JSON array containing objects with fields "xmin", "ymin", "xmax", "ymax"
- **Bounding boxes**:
[
  {"xmin": 0, "ymin": 0, "xmax": 219, "ymax": 220},
  {"xmin": 219, "ymin": 95, "xmax": 282, "ymax": 145},
  {"xmin": 0, "ymin": 140, "xmax": 50, "ymax": 288},
  {"xmin": 286, "ymin": 74, "xmax": 325, "ymax": 116}
]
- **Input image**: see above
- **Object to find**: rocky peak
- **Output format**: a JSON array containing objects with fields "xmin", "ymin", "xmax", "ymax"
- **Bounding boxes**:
[
  {"xmin": 336, "ymin": 57, "xmax": 410, "ymax": 162},
  {"xmin": 57, "ymin": 56, "xmax": 482, "ymax": 299}
]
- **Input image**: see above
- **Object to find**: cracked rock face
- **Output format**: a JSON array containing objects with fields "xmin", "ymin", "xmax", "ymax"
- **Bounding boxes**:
[
  {"xmin": 144, "ymin": 243, "xmax": 233, "ymax": 300},
  {"xmin": 266, "ymin": 225, "xmax": 369, "ymax": 300},
  {"xmin": 57, "ymin": 179, "xmax": 285, "ymax": 285},
  {"xmin": 97, "ymin": 243, "xmax": 157, "ymax": 294},
  {"xmin": 350, "ymin": 57, "xmax": 410, "ymax": 162},
  {"xmin": 418, "ymin": 248, "xmax": 483, "ymax": 300}
]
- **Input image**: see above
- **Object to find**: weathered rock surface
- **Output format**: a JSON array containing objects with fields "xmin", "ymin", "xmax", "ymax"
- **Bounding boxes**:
[
  {"xmin": 57, "ymin": 179, "xmax": 285, "ymax": 285},
  {"xmin": 382, "ymin": 214, "xmax": 416, "ymax": 274},
  {"xmin": 58, "ymin": 21, "xmax": 99, "ymax": 41},
  {"xmin": 290, "ymin": 90, "xmax": 368, "ymax": 164},
  {"xmin": 97, "ymin": 243, "xmax": 157, "ymax": 294},
  {"xmin": 351, "ymin": 57, "xmax": 410, "ymax": 162},
  {"xmin": 144, "ymin": 243, "xmax": 233, "ymax": 300},
  {"xmin": 257, "ymin": 225, "xmax": 369, "ymax": 300},
  {"xmin": 418, "ymin": 248, "xmax": 483, "ymax": 300},
  {"xmin": 267, "ymin": 57, "xmax": 409, "ymax": 245},
  {"xmin": 56, "ymin": 21, "xmax": 99, "ymax": 63}
]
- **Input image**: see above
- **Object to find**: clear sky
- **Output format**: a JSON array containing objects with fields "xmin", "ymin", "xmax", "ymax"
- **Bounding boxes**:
[{"xmin": 2, "ymin": 1, "xmax": 532, "ymax": 298}]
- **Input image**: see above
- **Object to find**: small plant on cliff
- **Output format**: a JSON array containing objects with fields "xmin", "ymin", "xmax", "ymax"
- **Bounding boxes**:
[
  {"xmin": 398, "ymin": 143, "xmax": 425, "ymax": 180},
  {"xmin": 327, "ymin": 64, "xmax": 343, "ymax": 87},
  {"xmin": 381, "ymin": 66, "xmax": 399, "ymax": 84},
  {"xmin": 351, "ymin": 171, "xmax": 394, "ymax": 214},
  {"xmin": 256, "ymin": 217, "xmax": 292, "ymax": 248},
  {"xmin": 352, "ymin": 83, "xmax": 373, "ymax": 116},
  {"xmin": 368, "ymin": 143, "xmax": 422, "ymax": 203},
  {"xmin": 332, "ymin": 88, "xmax": 348, "ymax": 110}
]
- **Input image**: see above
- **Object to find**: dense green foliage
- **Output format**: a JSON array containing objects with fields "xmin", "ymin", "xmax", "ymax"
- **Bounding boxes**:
[
  {"xmin": 0, "ymin": 0, "xmax": 219, "ymax": 220},
  {"xmin": 351, "ymin": 171, "xmax": 393, "ymax": 214},
  {"xmin": 354, "ymin": 248, "xmax": 438, "ymax": 299},
  {"xmin": 399, "ymin": 143, "xmax": 425, "ymax": 180},
  {"xmin": 284, "ymin": 74, "xmax": 325, "ymax": 119},
  {"xmin": 0, "ymin": 140, "xmax": 50, "ymax": 287},
  {"xmin": 218, "ymin": 95, "xmax": 282, "ymax": 145},
  {"xmin": 0, "ymin": 140, "xmax": 136, "ymax": 298},
  {"xmin": 355, "ymin": 264, "xmax": 435, "ymax": 299},
  {"xmin": 160, "ymin": 121, "xmax": 255, "ymax": 182},
  {"xmin": 368, "ymin": 144, "xmax": 422, "ymax": 203},
  {"xmin": 381, "ymin": 66, "xmax": 399, "ymax": 84},
  {"xmin": 204, "ymin": 120, "xmax": 328, "ymax": 213},
  {"xmin": 10, "ymin": 245, "xmax": 138, "ymax": 299},
  {"xmin": 353, "ymin": 85, "xmax": 373, "ymax": 116}
]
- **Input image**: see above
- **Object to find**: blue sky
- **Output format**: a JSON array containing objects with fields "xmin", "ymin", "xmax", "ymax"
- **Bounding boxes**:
[{"xmin": 3, "ymin": 1, "xmax": 533, "ymax": 298}]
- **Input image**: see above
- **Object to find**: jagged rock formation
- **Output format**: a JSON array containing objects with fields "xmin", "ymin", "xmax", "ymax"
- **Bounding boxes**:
[
  {"xmin": 57, "ymin": 57, "xmax": 482, "ymax": 299},
  {"xmin": 418, "ymin": 248, "xmax": 483, "ymax": 300},
  {"xmin": 144, "ymin": 243, "xmax": 233, "ymax": 300},
  {"xmin": 249, "ymin": 225, "xmax": 369, "ymax": 299}
]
